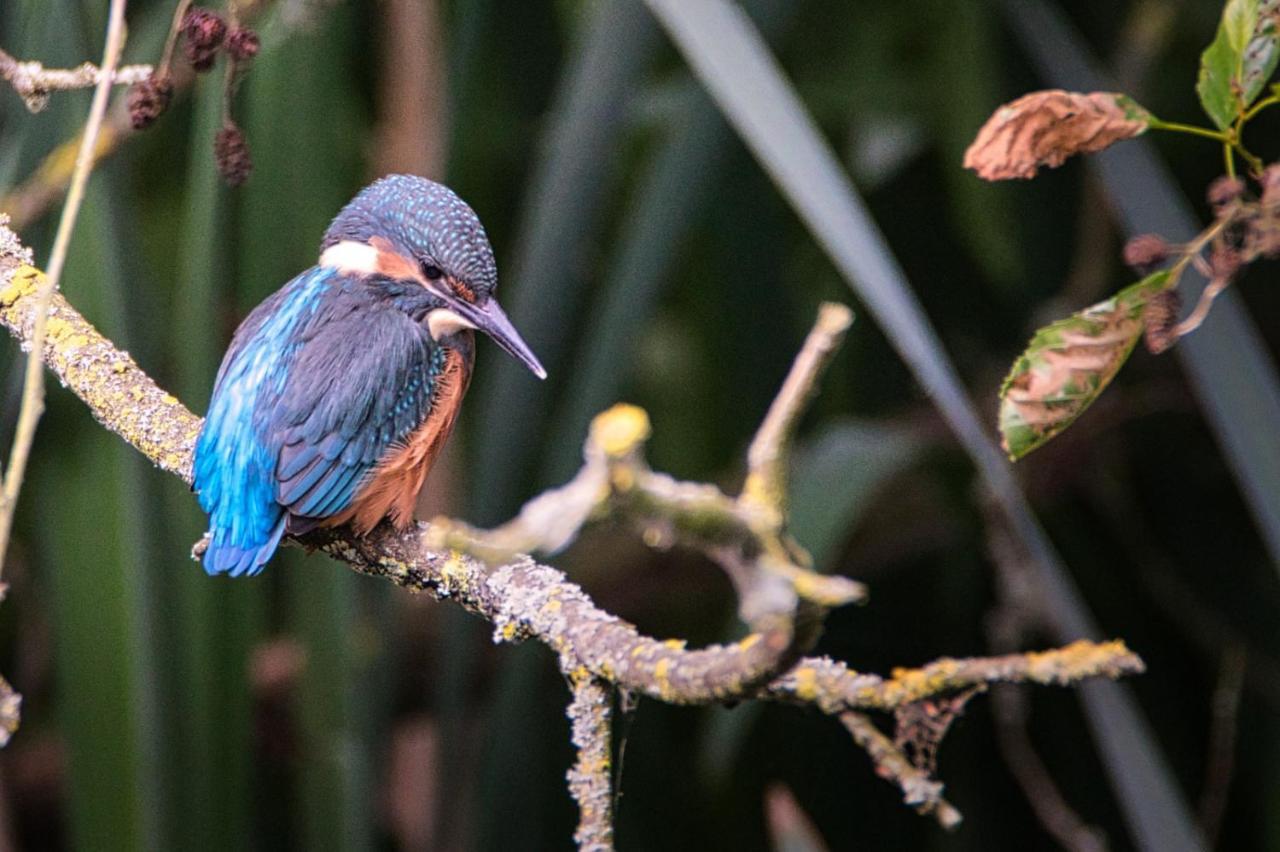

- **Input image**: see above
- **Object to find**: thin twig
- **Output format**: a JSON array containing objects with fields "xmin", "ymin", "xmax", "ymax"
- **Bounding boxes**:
[
  {"xmin": 839, "ymin": 711, "xmax": 962, "ymax": 830},
  {"xmin": 1170, "ymin": 276, "xmax": 1230, "ymax": 340},
  {"xmin": 159, "ymin": 0, "xmax": 194, "ymax": 75},
  {"xmin": 0, "ymin": 46, "xmax": 148, "ymax": 113},
  {"xmin": 766, "ymin": 640, "xmax": 1143, "ymax": 713},
  {"xmin": 0, "ymin": 0, "xmax": 280, "ymax": 233},
  {"xmin": 743, "ymin": 302, "xmax": 853, "ymax": 516},
  {"xmin": 0, "ymin": 0, "xmax": 129, "ymax": 576},
  {"xmin": 566, "ymin": 675, "xmax": 614, "ymax": 852}
]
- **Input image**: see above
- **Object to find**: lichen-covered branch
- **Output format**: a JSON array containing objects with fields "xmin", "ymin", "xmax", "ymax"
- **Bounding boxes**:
[
  {"xmin": 566, "ymin": 675, "xmax": 614, "ymax": 852},
  {"xmin": 0, "ymin": 219, "xmax": 1146, "ymax": 841},
  {"xmin": 0, "ymin": 1, "xmax": 131, "ymax": 581},
  {"xmin": 425, "ymin": 302, "xmax": 864, "ymax": 698},
  {"xmin": 743, "ymin": 303, "xmax": 852, "ymax": 518},
  {"xmin": 767, "ymin": 640, "xmax": 1144, "ymax": 713},
  {"xmin": 0, "ymin": 47, "xmax": 151, "ymax": 113}
]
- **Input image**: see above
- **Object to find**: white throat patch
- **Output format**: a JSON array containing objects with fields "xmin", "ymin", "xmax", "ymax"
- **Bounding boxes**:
[
  {"xmin": 319, "ymin": 240, "xmax": 380, "ymax": 274},
  {"xmin": 428, "ymin": 308, "xmax": 477, "ymax": 340}
]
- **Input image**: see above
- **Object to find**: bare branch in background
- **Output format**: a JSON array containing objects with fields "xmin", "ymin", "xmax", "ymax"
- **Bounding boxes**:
[
  {"xmin": 0, "ymin": 0, "xmax": 280, "ymax": 233},
  {"xmin": 0, "ymin": 47, "xmax": 151, "ymax": 113}
]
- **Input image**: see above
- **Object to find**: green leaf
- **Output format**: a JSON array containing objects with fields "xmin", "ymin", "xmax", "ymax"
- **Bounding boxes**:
[
  {"xmin": 1197, "ymin": 0, "xmax": 1264, "ymax": 129},
  {"xmin": 999, "ymin": 270, "xmax": 1172, "ymax": 459},
  {"xmin": 1243, "ymin": 0, "xmax": 1280, "ymax": 107}
]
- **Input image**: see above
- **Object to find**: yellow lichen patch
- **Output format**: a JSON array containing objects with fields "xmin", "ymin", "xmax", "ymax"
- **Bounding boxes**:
[
  {"xmin": 630, "ymin": 644, "xmax": 647, "ymax": 658},
  {"xmin": 791, "ymin": 570, "xmax": 831, "ymax": 605},
  {"xmin": 440, "ymin": 550, "xmax": 468, "ymax": 585},
  {"xmin": 792, "ymin": 666, "xmax": 818, "ymax": 701},
  {"xmin": 0, "ymin": 265, "xmax": 43, "ymax": 307},
  {"xmin": 541, "ymin": 597, "xmax": 562, "ymax": 614},
  {"xmin": 499, "ymin": 622, "xmax": 519, "ymax": 642},
  {"xmin": 161, "ymin": 394, "xmax": 178, "ymax": 405},
  {"xmin": 739, "ymin": 471, "xmax": 778, "ymax": 513},
  {"xmin": 737, "ymin": 633, "xmax": 761, "ymax": 651},
  {"xmin": 1025, "ymin": 638, "xmax": 1130, "ymax": 683},
  {"xmin": 889, "ymin": 659, "xmax": 961, "ymax": 702},
  {"xmin": 652, "ymin": 657, "xmax": 672, "ymax": 699},
  {"xmin": 590, "ymin": 404, "xmax": 651, "ymax": 459},
  {"xmin": 663, "ymin": 638, "xmax": 686, "ymax": 651},
  {"xmin": 43, "ymin": 316, "xmax": 74, "ymax": 342},
  {"xmin": 569, "ymin": 665, "xmax": 590, "ymax": 683}
]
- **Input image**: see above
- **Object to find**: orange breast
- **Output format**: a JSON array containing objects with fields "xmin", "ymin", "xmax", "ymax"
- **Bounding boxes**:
[{"xmin": 326, "ymin": 345, "xmax": 472, "ymax": 534}]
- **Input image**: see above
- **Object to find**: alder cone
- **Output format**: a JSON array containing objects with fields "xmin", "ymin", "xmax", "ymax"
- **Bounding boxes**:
[
  {"xmin": 214, "ymin": 126, "xmax": 253, "ymax": 186},
  {"xmin": 964, "ymin": 90, "xmax": 1150, "ymax": 181}
]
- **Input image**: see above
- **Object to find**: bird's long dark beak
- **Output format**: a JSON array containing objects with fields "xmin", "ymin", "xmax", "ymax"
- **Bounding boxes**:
[{"xmin": 460, "ymin": 297, "xmax": 547, "ymax": 380}]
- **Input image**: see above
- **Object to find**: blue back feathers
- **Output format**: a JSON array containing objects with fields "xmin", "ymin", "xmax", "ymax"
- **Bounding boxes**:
[{"xmin": 194, "ymin": 266, "xmax": 448, "ymax": 576}]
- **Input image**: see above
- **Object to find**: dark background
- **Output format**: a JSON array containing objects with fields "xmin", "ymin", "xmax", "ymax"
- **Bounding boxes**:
[{"xmin": 0, "ymin": 0, "xmax": 1276, "ymax": 849}]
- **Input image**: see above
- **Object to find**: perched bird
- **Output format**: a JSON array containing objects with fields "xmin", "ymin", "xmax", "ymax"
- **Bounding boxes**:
[{"xmin": 193, "ymin": 175, "xmax": 545, "ymax": 577}]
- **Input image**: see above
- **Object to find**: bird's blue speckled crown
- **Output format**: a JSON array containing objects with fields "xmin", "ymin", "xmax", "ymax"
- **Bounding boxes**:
[{"xmin": 321, "ymin": 174, "xmax": 499, "ymax": 296}]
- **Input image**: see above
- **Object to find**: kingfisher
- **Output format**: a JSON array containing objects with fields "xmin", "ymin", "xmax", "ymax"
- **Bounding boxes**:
[{"xmin": 192, "ymin": 174, "xmax": 545, "ymax": 577}]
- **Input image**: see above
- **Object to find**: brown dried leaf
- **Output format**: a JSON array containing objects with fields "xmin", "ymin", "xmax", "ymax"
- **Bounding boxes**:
[{"xmin": 964, "ymin": 90, "xmax": 1153, "ymax": 181}]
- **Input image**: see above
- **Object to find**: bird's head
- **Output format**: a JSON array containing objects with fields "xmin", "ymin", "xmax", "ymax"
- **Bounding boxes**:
[{"xmin": 319, "ymin": 174, "xmax": 545, "ymax": 379}]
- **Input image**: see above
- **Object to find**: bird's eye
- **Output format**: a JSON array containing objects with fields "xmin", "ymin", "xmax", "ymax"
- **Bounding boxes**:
[{"xmin": 420, "ymin": 262, "xmax": 444, "ymax": 280}]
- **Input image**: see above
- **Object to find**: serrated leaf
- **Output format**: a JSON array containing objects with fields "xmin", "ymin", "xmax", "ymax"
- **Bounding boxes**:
[
  {"xmin": 1198, "ymin": 0, "xmax": 1263, "ymax": 129},
  {"xmin": 1000, "ymin": 271, "xmax": 1172, "ymax": 459},
  {"xmin": 964, "ymin": 90, "xmax": 1152, "ymax": 181}
]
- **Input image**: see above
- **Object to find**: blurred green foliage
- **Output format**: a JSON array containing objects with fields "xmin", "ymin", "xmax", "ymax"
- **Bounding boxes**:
[{"xmin": 1, "ymin": 1, "xmax": 1279, "ymax": 850}]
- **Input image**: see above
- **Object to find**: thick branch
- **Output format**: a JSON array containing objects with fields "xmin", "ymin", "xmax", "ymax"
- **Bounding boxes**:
[{"xmin": 0, "ymin": 221, "xmax": 1146, "ymax": 838}]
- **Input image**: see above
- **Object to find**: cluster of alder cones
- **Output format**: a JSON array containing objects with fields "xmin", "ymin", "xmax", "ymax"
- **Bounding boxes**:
[{"xmin": 126, "ymin": 6, "xmax": 260, "ymax": 186}]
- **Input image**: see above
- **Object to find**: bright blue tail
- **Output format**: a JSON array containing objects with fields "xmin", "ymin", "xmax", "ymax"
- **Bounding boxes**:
[{"xmin": 202, "ymin": 515, "xmax": 286, "ymax": 577}]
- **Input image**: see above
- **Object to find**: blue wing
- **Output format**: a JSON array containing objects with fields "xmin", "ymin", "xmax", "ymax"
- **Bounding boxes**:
[
  {"xmin": 194, "ymin": 267, "xmax": 444, "ymax": 577},
  {"xmin": 271, "ymin": 298, "xmax": 445, "ymax": 527}
]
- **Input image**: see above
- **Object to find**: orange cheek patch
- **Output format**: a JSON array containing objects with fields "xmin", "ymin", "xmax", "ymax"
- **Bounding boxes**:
[{"xmin": 369, "ymin": 236, "xmax": 422, "ymax": 280}]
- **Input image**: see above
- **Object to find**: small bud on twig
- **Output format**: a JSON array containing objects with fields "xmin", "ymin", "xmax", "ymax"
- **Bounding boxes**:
[
  {"xmin": 225, "ymin": 28, "xmax": 261, "ymax": 62},
  {"xmin": 1122, "ymin": 233, "xmax": 1170, "ymax": 273},
  {"xmin": 1207, "ymin": 176, "xmax": 1245, "ymax": 211},
  {"xmin": 182, "ymin": 7, "xmax": 228, "ymax": 72},
  {"xmin": 125, "ymin": 73, "xmax": 174, "ymax": 130},
  {"xmin": 214, "ymin": 123, "xmax": 252, "ymax": 186}
]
